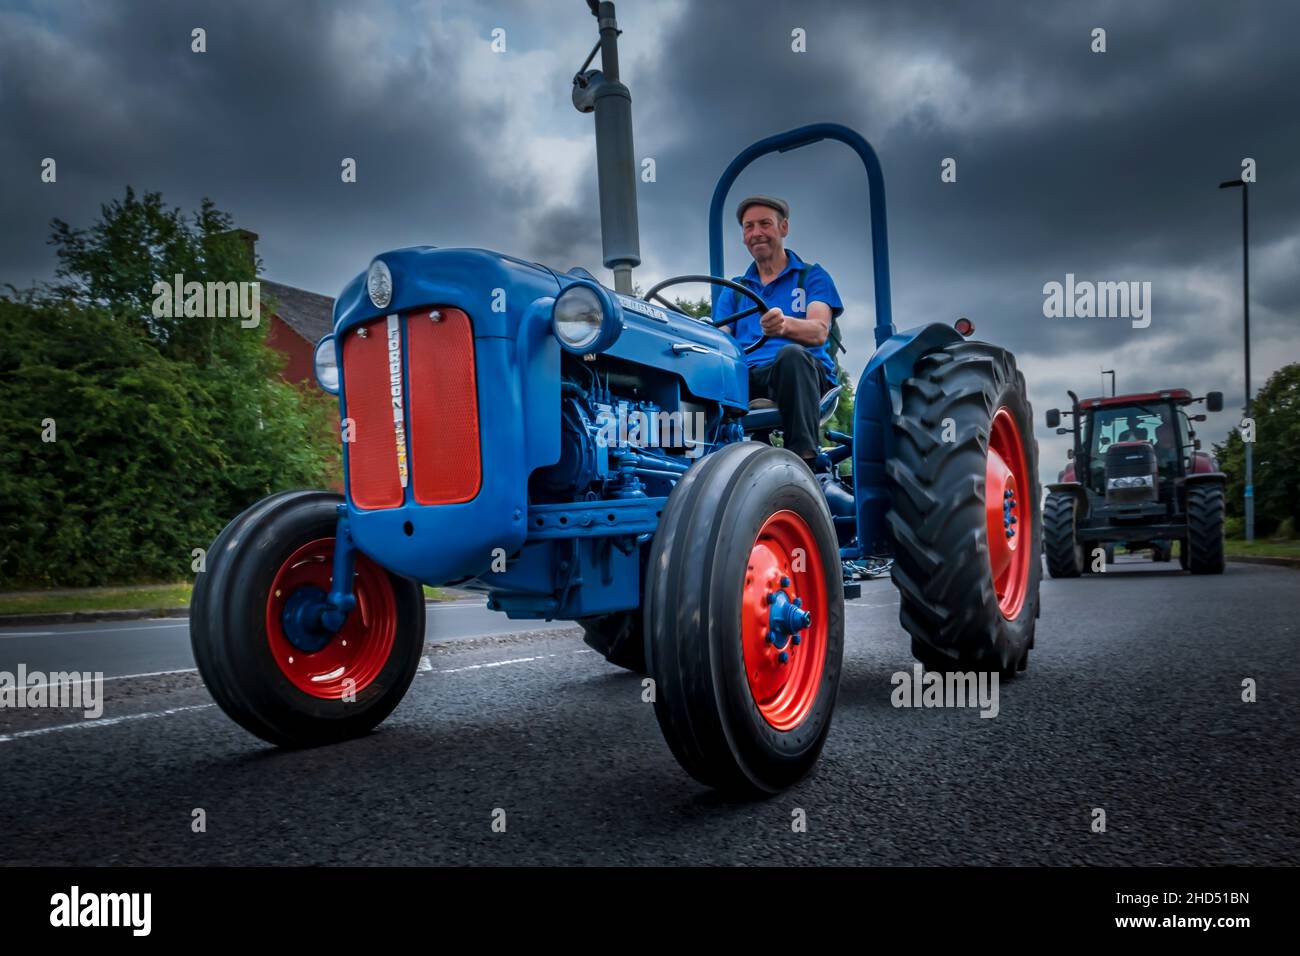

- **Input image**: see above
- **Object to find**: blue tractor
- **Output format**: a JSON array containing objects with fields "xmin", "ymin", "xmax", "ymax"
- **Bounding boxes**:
[{"xmin": 192, "ymin": 1, "xmax": 1041, "ymax": 796}]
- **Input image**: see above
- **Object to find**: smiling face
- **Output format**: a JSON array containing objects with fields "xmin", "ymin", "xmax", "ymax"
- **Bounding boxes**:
[{"xmin": 742, "ymin": 204, "xmax": 789, "ymax": 265}]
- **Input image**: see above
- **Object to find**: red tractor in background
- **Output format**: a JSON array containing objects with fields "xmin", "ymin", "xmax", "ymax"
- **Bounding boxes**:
[{"xmin": 1043, "ymin": 387, "xmax": 1226, "ymax": 576}]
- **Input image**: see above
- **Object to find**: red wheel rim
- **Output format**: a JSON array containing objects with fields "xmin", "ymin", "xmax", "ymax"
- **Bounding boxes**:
[
  {"xmin": 265, "ymin": 538, "xmax": 398, "ymax": 699},
  {"xmin": 741, "ymin": 511, "xmax": 828, "ymax": 731},
  {"xmin": 986, "ymin": 407, "xmax": 1031, "ymax": 619}
]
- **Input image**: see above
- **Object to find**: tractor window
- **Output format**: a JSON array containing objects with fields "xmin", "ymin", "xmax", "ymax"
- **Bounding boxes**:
[
  {"xmin": 1089, "ymin": 406, "xmax": 1169, "ymax": 452},
  {"xmin": 1086, "ymin": 404, "xmax": 1175, "ymax": 491},
  {"xmin": 1177, "ymin": 411, "xmax": 1194, "ymax": 466}
]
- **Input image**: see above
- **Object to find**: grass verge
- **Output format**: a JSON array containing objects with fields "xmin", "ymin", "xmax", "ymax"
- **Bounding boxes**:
[
  {"xmin": 1224, "ymin": 538, "xmax": 1300, "ymax": 559},
  {"xmin": 0, "ymin": 582, "xmax": 464, "ymax": 617}
]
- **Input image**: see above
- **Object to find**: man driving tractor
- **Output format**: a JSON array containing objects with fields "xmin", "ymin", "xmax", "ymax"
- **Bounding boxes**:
[
  {"xmin": 1118, "ymin": 417, "xmax": 1150, "ymax": 443},
  {"xmin": 714, "ymin": 195, "xmax": 844, "ymax": 472}
]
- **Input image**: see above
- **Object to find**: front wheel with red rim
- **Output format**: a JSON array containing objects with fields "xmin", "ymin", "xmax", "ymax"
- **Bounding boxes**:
[
  {"xmin": 886, "ymin": 339, "xmax": 1041, "ymax": 677},
  {"xmin": 266, "ymin": 539, "xmax": 399, "ymax": 699},
  {"xmin": 190, "ymin": 490, "xmax": 426, "ymax": 747},
  {"xmin": 646, "ymin": 443, "xmax": 844, "ymax": 797}
]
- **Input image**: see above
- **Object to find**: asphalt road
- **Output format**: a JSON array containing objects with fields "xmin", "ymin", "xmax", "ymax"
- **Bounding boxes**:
[
  {"xmin": 0, "ymin": 600, "xmax": 569, "ymax": 680},
  {"xmin": 1, "ymin": 558, "xmax": 1296, "ymax": 866}
]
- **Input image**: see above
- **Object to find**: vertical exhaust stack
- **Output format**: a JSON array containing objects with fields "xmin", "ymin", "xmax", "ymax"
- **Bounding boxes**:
[
  {"xmin": 1067, "ymin": 389, "xmax": 1082, "ymax": 463},
  {"xmin": 572, "ymin": 0, "xmax": 640, "ymax": 294}
]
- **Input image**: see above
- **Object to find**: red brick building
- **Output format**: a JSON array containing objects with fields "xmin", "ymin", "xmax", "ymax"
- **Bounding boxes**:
[
  {"xmin": 222, "ymin": 229, "xmax": 336, "ymax": 385},
  {"xmin": 261, "ymin": 278, "xmax": 335, "ymax": 385}
]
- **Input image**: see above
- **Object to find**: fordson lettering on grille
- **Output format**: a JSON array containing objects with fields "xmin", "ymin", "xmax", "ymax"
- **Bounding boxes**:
[{"xmin": 387, "ymin": 315, "xmax": 409, "ymax": 488}]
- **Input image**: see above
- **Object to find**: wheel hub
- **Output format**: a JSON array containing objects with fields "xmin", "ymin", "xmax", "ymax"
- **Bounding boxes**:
[
  {"xmin": 766, "ymin": 582, "xmax": 811, "ymax": 654},
  {"xmin": 265, "ymin": 538, "xmax": 398, "ymax": 699},
  {"xmin": 741, "ymin": 511, "xmax": 828, "ymax": 731},
  {"xmin": 280, "ymin": 585, "xmax": 339, "ymax": 653}
]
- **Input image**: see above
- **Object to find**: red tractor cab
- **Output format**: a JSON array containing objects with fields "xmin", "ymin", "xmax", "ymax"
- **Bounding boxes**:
[{"xmin": 1043, "ymin": 388, "xmax": 1226, "ymax": 574}]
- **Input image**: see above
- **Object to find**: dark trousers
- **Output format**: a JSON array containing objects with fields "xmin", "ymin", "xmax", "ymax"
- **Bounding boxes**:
[{"xmin": 749, "ymin": 345, "xmax": 831, "ymax": 458}]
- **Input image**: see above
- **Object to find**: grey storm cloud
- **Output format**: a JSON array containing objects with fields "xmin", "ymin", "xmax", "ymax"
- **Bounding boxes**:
[{"xmin": 1, "ymin": 0, "xmax": 1296, "ymax": 487}]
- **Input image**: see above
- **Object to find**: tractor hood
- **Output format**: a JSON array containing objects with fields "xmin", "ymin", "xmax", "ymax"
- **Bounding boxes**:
[
  {"xmin": 332, "ymin": 246, "xmax": 747, "ymax": 410},
  {"xmin": 329, "ymin": 247, "xmax": 748, "ymax": 584}
]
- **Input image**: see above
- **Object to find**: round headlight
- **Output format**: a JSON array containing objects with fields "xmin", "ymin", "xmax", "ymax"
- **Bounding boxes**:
[
  {"xmin": 367, "ymin": 259, "xmax": 392, "ymax": 310},
  {"xmin": 314, "ymin": 335, "xmax": 339, "ymax": 394},
  {"xmin": 553, "ymin": 284, "xmax": 604, "ymax": 351}
]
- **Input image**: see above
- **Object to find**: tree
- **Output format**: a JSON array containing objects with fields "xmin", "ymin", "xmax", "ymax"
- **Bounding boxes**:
[
  {"xmin": 827, "ymin": 365, "xmax": 855, "ymax": 438},
  {"xmin": 672, "ymin": 296, "xmax": 711, "ymax": 319},
  {"xmin": 49, "ymin": 187, "xmax": 257, "ymax": 365},
  {"xmin": 1213, "ymin": 362, "xmax": 1300, "ymax": 537},
  {"xmin": 0, "ymin": 191, "xmax": 337, "ymax": 587}
]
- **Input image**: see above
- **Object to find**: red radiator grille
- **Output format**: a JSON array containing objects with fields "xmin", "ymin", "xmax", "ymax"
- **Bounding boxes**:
[
  {"xmin": 343, "ymin": 316, "xmax": 405, "ymax": 509},
  {"xmin": 406, "ymin": 308, "xmax": 482, "ymax": 505}
]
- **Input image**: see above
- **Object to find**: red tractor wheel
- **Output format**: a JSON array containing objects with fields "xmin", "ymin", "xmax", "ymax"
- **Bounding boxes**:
[
  {"xmin": 740, "ymin": 510, "xmax": 830, "ymax": 732},
  {"xmin": 985, "ymin": 407, "xmax": 1033, "ymax": 618},
  {"xmin": 191, "ymin": 491, "xmax": 425, "ymax": 747},
  {"xmin": 265, "ymin": 538, "xmax": 399, "ymax": 699},
  {"xmin": 887, "ymin": 341, "xmax": 1041, "ymax": 676},
  {"xmin": 646, "ymin": 443, "xmax": 844, "ymax": 796}
]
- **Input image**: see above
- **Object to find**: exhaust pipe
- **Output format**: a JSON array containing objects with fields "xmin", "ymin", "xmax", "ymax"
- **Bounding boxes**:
[{"xmin": 573, "ymin": 1, "xmax": 640, "ymax": 294}]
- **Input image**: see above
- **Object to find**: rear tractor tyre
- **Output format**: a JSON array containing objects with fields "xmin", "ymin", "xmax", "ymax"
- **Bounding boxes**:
[
  {"xmin": 646, "ymin": 442, "xmax": 844, "ymax": 797},
  {"xmin": 886, "ymin": 340, "xmax": 1041, "ymax": 678},
  {"xmin": 1186, "ymin": 483, "xmax": 1226, "ymax": 574},
  {"xmin": 1043, "ymin": 491, "xmax": 1085, "ymax": 578},
  {"xmin": 579, "ymin": 612, "xmax": 647, "ymax": 675}
]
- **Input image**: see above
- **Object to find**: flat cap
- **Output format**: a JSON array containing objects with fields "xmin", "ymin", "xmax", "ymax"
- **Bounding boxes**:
[{"xmin": 736, "ymin": 195, "xmax": 789, "ymax": 224}]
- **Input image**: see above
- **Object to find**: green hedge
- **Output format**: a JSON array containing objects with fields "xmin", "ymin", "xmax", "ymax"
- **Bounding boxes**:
[{"xmin": 0, "ymin": 296, "xmax": 337, "ymax": 587}]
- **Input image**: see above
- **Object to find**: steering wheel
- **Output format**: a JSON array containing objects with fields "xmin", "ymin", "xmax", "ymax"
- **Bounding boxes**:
[{"xmin": 641, "ymin": 274, "xmax": 771, "ymax": 355}]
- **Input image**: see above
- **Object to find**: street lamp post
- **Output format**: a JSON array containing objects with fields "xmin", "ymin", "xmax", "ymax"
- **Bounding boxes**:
[{"xmin": 1218, "ymin": 178, "xmax": 1252, "ymax": 542}]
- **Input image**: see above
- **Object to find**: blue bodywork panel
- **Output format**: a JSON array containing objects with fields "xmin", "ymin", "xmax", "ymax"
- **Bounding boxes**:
[
  {"xmin": 847, "ymin": 323, "xmax": 963, "ymax": 557},
  {"xmin": 329, "ymin": 247, "xmax": 747, "ymax": 618}
]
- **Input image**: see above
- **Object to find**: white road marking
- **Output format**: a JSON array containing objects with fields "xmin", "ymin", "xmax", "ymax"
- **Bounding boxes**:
[
  {"xmin": 0, "ymin": 621, "xmax": 189, "ymax": 639},
  {"xmin": 0, "ymin": 704, "xmax": 214, "ymax": 743},
  {"xmin": 13, "ymin": 668, "xmax": 199, "ymax": 692},
  {"xmin": 430, "ymin": 626, "xmax": 570, "ymax": 640},
  {"xmin": 100, "ymin": 668, "xmax": 197, "ymax": 682},
  {"xmin": 0, "ymin": 649, "xmax": 595, "ymax": 739},
  {"xmin": 427, "ymin": 649, "xmax": 593, "ymax": 675}
]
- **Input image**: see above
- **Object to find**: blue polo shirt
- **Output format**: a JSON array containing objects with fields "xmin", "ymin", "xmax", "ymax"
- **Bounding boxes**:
[{"xmin": 713, "ymin": 248, "xmax": 843, "ymax": 385}]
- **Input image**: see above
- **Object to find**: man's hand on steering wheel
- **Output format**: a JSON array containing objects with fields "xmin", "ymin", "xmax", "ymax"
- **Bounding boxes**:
[{"xmin": 758, "ymin": 307, "xmax": 787, "ymax": 338}]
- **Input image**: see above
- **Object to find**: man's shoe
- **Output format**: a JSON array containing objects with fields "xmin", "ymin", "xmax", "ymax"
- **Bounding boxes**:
[{"xmin": 808, "ymin": 452, "xmax": 832, "ymax": 475}]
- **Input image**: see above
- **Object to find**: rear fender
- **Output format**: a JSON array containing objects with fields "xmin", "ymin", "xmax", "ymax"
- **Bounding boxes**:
[
  {"xmin": 851, "ymin": 322, "xmax": 964, "ymax": 556},
  {"xmin": 1046, "ymin": 481, "xmax": 1090, "ymax": 517}
]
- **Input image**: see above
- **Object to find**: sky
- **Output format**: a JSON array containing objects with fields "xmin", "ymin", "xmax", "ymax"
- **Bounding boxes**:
[{"xmin": 2, "ymin": 0, "xmax": 1296, "ymax": 489}]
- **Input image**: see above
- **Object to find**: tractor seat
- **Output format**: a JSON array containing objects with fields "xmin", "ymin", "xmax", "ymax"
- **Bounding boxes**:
[{"xmin": 742, "ymin": 385, "xmax": 842, "ymax": 433}]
